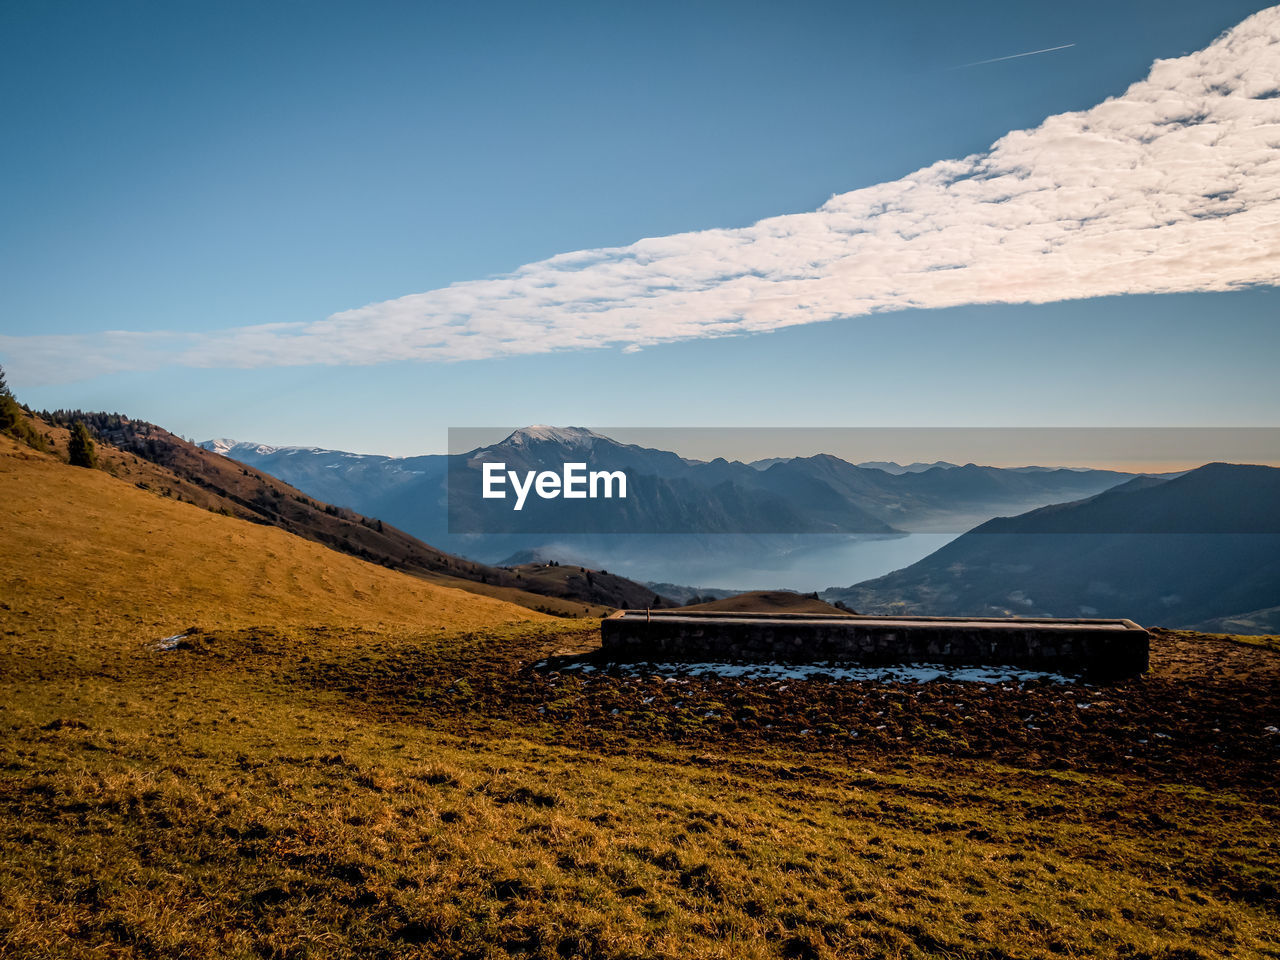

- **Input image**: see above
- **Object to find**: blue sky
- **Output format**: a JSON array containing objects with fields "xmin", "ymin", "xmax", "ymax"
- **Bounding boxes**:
[{"xmin": 2, "ymin": 1, "xmax": 1276, "ymax": 455}]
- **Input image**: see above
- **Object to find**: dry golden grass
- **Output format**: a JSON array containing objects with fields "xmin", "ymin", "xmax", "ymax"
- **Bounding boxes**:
[
  {"xmin": 4, "ymin": 626, "xmax": 1278, "ymax": 960},
  {"xmin": 678, "ymin": 590, "xmax": 855, "ymax": 615},
  {"xmin": 0, "ymin": 435, "xmax": 547, "ymax": 640},
  {"xmin": 415, "ymin": 570, "xmax": 615, "ymax": 619},
  {"xmin": 2, "ymin": 439, "xmax": 1278, "ymax": 959},
  {"xmin": 22, "ymin": 413, "xmax": 615, "ymax": 619}
]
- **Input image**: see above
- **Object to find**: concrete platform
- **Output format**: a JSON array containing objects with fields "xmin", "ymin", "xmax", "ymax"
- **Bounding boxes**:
[{"xmin": 602, "ymin": 610, "xmax": 1150, "ymax": 680}]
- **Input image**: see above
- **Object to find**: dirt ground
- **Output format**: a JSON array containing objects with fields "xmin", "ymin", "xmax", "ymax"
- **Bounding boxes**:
[{"xmin": 320, "ymin": 627, "xmax": 1280, "ymax": 803}]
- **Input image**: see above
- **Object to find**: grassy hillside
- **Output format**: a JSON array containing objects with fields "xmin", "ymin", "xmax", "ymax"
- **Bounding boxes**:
[
  {"xmin": 28, "ymin": 412, "xmax": 638, "ymax": 617},
  {"xmin": 1192, "ymin": 605, "xmax": 1280, "ymax": 637},
  {"xmin": 2, "ymin": 435, "xmax": 1278, "ymax": 959},
  {"xmin": 506, "ymin": 562, "xmax": 677, "ymax": 609},
  {"xmin": 0, "ymin": 434, "xmax": 546, "ymax": 637},
  {"xmin": 678, "ymin": 590, "xmax": 856, "ymax": 615}
]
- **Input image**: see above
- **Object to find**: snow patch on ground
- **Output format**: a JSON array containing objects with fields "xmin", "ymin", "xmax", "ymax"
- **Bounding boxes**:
[
  {"xmin": 548, "ymin": 660, "xmax": 1079, "ymax": 685},
  {"xmin": 154, "ymin": 634, "xmax": 188, "ymax": 651}
]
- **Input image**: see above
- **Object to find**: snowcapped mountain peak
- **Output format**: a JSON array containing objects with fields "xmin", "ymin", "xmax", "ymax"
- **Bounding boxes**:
[
  {"xmin": 199, "ymin": 439, "xmax": 281, "ymax": 457},
  {"xmin": 504, "ymin": 425, "xmax": 604, "ymax": 447}
]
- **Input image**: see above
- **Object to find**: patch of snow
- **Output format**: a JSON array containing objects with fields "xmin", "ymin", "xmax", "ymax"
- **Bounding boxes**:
[
  {"xmin": 561, "ymin": 660, "xmax": 1079, "ymax": 685},
  {"xmin": 155, "ymin": 633, "xmax": 187, "ymax": 651},
  {"xmin": 199, "ymin": 438, "xmax": 349, "ymax": 458},
  {"xmin": 506, "ymin": 425, "xmax": 603, "ymax": 447}
]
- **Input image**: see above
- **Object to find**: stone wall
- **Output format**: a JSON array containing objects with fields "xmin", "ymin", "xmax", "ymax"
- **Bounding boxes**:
[{"xmin": 601, "ymin": 612, "xmax": 1149, "ymax": 680}]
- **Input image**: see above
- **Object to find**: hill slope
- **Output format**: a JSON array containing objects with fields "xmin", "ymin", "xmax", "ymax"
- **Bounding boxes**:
[
  {"xmin": 678, "ymin": 590, "xmax": 856, "ymax": 615},
  {"xmin": 0, "ymin": 434, "xmax": 546, "ymax": 638},
  {"xmin": 3, "ymin": 443, "xmax": 1278, "ymax": 960},
  {"xmin": 36, "ymin": 413, "xmax": 667, "ymax": 616},
  {"xmin": 828, "ymin": 463, "xmax": 1280, "ymax": 627}
]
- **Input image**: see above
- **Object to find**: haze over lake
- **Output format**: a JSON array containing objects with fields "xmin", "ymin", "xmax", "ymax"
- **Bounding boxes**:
[{"xmin": 516, "ymin": 533, "xmax": 963, "ymax": 594}]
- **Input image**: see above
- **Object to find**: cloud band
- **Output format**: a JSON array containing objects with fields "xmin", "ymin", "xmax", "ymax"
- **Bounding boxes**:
[{"xmin": 4, "ymin": 8, "xmax": 1280, "ymax": 385}]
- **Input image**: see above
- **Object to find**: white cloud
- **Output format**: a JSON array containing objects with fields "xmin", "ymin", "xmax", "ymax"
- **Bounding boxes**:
[{"xmin": 4, "ymin": 7, "xmax": 1280, "ymax": 385}]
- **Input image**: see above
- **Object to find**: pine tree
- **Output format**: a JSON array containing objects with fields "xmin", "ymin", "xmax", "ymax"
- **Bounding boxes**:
[
  {"xmin": 0, "ymin": 388, "xmax": 19, "ymax": 437},
  {"xmin": 0, "ymin": 364, "xmax": 18, "ymax": 435},
  {"xmin": 0, "ymin": 363, "xmax": 47, "ymax": 451},
  {"xmin": 69, "ymin": 421, "xmax": 97, "ymax": 468}
]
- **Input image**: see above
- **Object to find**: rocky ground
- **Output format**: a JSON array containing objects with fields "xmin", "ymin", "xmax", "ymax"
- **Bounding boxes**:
[
  {"xmin": 316, "ymin": 628, "xmax": 1280, "ymax": 802},
  {"xmin": 5, "ymin": 623, "xmax": 1278, "ymax": 958}
]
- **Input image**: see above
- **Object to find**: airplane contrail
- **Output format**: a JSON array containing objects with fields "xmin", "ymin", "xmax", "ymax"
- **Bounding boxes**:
[{"xmin": 959, "ymin": 43, "xmax": 1075, "ymax": 68}]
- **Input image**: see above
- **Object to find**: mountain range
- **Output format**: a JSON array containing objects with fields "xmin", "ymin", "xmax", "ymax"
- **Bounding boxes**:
[
  {"xmin": 8, "ymin": 407, "xmax": 1277, "ymax": 631},
  {"xmin": 197, "ymin": 428, "xmax": 1280, "ymax": 631},
  {"xmin": 825, "ymin": 462, "xmax": 1280, "ymax": 629},
  {"xmin": 202, "ymin": 425, "xmax": 1147, "ymax": 550}
]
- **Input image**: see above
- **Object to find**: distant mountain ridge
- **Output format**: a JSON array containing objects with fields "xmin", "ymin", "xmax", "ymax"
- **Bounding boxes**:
[
  {"xmin": 974, "ymin": 463, "xmax": 1280, "ymax": 534},
  {"xmin": 186, "ymin": 428, "xmax": 1280, "ymax": 627},
  {"xmin": 203, "ymin": 427, "xmax": 1148, "ymax": 542},
  {"xmin": 826, "ymin": 462, "xmax": 1280, "ymax": 629},
  {"xmin": 855, "ymin": 460, "xmax": 960, "ymax": 474}
]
